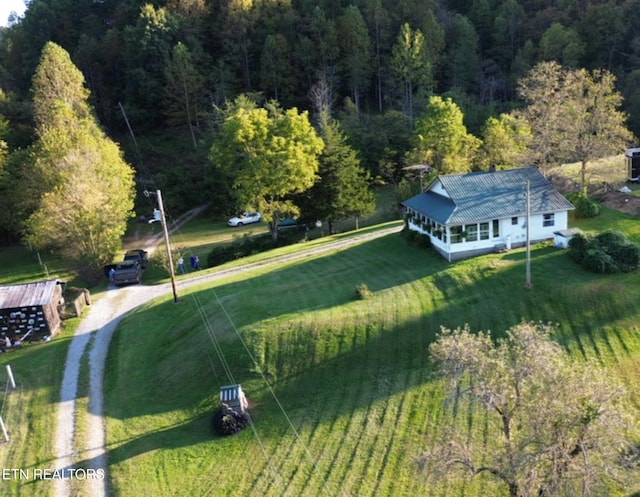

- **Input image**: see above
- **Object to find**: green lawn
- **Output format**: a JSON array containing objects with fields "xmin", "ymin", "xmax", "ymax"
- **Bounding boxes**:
[
  {"xmin": 103, "ymin": 210, "xmax": 640, "ymax": 497},
  {"xmin": 1, "ymin": 193, "xmax": 639, "ymax": 496}
]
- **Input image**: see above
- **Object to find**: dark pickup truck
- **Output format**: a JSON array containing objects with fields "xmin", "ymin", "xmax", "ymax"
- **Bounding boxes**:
[
  {"xmin": 105, "ymin": 249, "xmax": 149, "ymax": 286},
  {"xmin": 112, "ymin": 260, "xmax": 144, "ymax": 286},
  {"xmin": 124, "ymin": 249, "xmax": 149, "ymax": 268}
]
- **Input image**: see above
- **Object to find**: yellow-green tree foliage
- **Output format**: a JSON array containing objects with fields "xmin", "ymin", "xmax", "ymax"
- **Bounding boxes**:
[
  {"xmin": 409, "ymin": 96, "xmax": 481, "ymax": 174},
  {"xmin": 210, "ymin": 96, "xmax": 324, "ymax": 241},
  {"xmin": 25, "ymin": 42, "xmax": 135, "ymax": 280}
]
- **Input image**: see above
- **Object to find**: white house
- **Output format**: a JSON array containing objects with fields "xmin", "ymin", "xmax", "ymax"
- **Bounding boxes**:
[{"xmin": 402, "ymin": 167, "xmax": 575, "ymax": 261}]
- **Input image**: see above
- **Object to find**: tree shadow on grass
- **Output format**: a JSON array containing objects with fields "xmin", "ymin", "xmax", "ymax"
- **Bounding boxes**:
[{"xmin": 100, "ymin": 230, "xmax": 640, "ymax": 452}]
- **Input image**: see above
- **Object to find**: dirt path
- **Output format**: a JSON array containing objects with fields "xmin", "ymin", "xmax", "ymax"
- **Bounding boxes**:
[{"xmin": 51, "ymin": 223, "xmax": 401, "ymax": 497}]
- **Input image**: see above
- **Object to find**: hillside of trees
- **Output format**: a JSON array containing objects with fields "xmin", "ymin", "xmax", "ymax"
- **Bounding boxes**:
[
  {"xmin": 2, "ymin": 0, "xmax": 639, "ymax": 131},
  {"xmin": 0, "ymin": 0, "xmax": 637, "ymax": 263}
]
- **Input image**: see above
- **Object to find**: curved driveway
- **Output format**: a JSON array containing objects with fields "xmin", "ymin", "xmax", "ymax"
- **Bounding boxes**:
[{"xmin": 52, "ymin": 224, "xmax": 401, "ymax": 497}]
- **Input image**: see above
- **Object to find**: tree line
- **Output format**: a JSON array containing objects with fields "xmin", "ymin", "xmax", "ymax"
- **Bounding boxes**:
[
  {"xmin": 0, "ymin": 1, "xmax": 636, "ymax": 280},
  {"xmin": 2, "ymin": 0, "xmax": 640, "ymax": 141}
]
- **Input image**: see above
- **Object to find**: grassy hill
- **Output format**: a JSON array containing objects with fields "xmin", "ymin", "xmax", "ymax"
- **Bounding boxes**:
[{"xmin": 102, "ymin": 208, "xmax": 640, "ymax": 497}]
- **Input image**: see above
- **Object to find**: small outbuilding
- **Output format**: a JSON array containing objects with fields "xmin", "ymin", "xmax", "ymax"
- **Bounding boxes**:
[
  {"xmin": 554, "ymin": 228, "xmax": 582, "ymax": 249},
  {"xmin": 625, "ymin": 147, "xmax": 640, "ymax": 182},
  {"xmin": 0, "ymin": 280, "xmax": 65, "ymax": 342},
  {"xmin": 220, "ymin": 384, "xmax": 248, "ymax": 415}
]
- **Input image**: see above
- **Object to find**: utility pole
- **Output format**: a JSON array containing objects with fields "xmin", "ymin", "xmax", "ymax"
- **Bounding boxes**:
[
  {"xmin": 157, "ymin": 190, "xmax": 179, "ymax": 303},
  {"xmin": 146, "ymin": 190, "xmax": 178, "ymax": 303},
  {"xmin": 525, "ymin": 180, "xmax": 533, "ymax": 288}
]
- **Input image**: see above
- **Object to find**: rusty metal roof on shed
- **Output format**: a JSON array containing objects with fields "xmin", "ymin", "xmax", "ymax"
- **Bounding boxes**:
[
  {"xmin": 0, "ymin": 280, "xmax": 60, "ymax": 309},
  {"xmin": 403, "ymin": 167, "xmax": 574, "ymax": 226}
]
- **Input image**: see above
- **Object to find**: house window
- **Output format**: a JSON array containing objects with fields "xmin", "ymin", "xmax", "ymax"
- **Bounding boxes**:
[
  {"xmin": 511, "ymin": 216, "xmax": 518, "ymax": 225},
  {"xmin": 480, "ymin": 222, "xmax": 489, "ymax": 240},
  {"xmin": 466, "ymin": 224, "xmax": 478, "ymax": 242},
  {"xmin": 543, "ymin": 213, "xmax": 555, "ymax": 227},
  {"xmin": 492, "ymin": 219, "xmax": 500, "ymax": 238},
  {"xmin": 450, "ymin": 226, "xmax": 463, "ymax": 243}
]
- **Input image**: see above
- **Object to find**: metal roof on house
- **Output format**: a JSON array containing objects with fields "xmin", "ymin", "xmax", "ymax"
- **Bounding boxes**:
[
  {"xmin": 403, "ymin": 191, "xmax": 455, "ymax": 224},
  {"xmin": 403, "ymin": 167, "xmax": 574, "ymax": 226},
  {"xmin": 0, "ymin": 280, "xmax": 60, "ymax": 309}
]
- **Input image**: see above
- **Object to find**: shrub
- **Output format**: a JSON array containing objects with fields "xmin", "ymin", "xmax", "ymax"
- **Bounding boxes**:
[
  {"xmin": 568, "ymin": 233, "xmax": 590, "ymax": 264},
  {"xmin": 582, "ymin": 250, "xmax": 618, "ymax": 274},
  {"xmin": 402, "ymin": 229, "xmax": 418, "ymax": 243},
  {"xmin": 355, "ymin": 283, "xmax": 372, "ymax": 300},
  {"xmin": 150, "ymin": 246, "xmax": 183, "ymax": 273},
  {"xmin": 212, "ymin": 409, "xmax": 250, "ymax": 436},
  {"xmin": 566, "ymin": 191, "xmax": 600, "ymax": 218},
  {"xmin": 569, "ymin": 230, "xmax": 640, "ymax": 273},
  {"xmin": 403, "ymin": 212, "xmax": 411, "ymax": 229},
  {"xmin": 206, "ymin": 230, "xmax": 307, "ymax": 267}
]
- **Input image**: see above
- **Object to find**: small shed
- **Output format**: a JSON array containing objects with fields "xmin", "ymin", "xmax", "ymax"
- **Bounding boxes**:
[
  {"xmin": 625, "ymin": 147, "xmax": 640, "ymax": 182},
  {"xmin": 554, "ymin": 228, "xmax": 582, "ymax": 249},
  {"xmin": 220, "ymin": 384, "xmax": 248, "ymax": 415},
  {"xmin": 0, "ymin": 280, "xmax": 64, "ymax": 341}
]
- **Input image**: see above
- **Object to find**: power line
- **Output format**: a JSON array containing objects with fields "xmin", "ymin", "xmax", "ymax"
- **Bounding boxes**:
[{"xmin": 116, "ymin": 104, "xmax": 332, "ymax": 494}]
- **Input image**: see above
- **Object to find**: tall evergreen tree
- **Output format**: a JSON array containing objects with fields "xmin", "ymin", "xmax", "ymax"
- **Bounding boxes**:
[
  {"xmin": 446, "ymin": 14, "xmax": 480, "ymax": 93},
  {"xmin": 123, "ymin": 4, "xmax": 176, "ymax": 125},
  {"xmin": 164, "ymin": 42, "xmax": 205, "ymax": 149},
  {"xmin": 391, "ymin": 23, "xmax": 430, "ymax": 125},
  {"xmin": 303, "ymin": 111, "xmax": 375, "ymax": 233},
  {"xmin": 260, "ymin": 33, "xmax": 292, "ymax": 102},
  {"xmin": 364, "ymin": 0, "xmax": 391, "ymax": 112},
  {"xmin": 337, "ymin": 5, "xmax": 372, "ymax": 113}
]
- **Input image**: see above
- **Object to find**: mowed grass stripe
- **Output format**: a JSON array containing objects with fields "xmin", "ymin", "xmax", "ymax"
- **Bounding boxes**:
[
  {"xmin": 257, "ymin": 338, "xmax": 373, "ymax": 496},
  {"xmin": 367, "ymin": 369, "xmax": 428, "ymax": 497},
  {"xmin": 318, "ymin": 340, "xmax": 388, "ymax": 493},
  {"xmin": 336, "ymin": 328, "xmax": 407, "ymax": 496},
  {"xmin": 102, "ymin": 219, "xmax": 640, "ymax": 496}
]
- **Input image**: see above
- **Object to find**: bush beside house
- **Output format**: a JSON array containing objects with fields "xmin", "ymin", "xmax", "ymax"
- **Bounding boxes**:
[{"xmin": 569, "ymin": 231, "xmax": 640, "ymax": 273}]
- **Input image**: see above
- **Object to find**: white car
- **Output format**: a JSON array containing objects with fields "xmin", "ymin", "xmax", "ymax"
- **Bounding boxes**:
[{"xmin": 227, "ymin": 212, "xmax": 262, "ymax": 227}]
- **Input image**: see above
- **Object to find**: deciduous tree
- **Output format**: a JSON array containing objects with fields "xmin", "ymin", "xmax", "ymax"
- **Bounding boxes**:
[
  {"xmin": 23, "ymin": 42, "xmax": 135, "ymax": 282},
  {"xmin": 424, "ymin": 321, "xmax": 639, "ymax": 497},
  {"xmin": 518, "ymin": 61, "xmax": 634, "ymax": 186},
  {"xmin": 409, "ymin": 95, "xmax": 481, "ymax": 174},
  {"xmin": 209, "ymin": 97, "xmax": 324, "ymax": 242},
  {"xmin": 479, "ymin": 113, "xmax": 531, "ymax": 169}
]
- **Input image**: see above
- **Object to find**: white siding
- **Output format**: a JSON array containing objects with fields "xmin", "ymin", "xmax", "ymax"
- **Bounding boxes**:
[{"xmin": 407, "ymin": 211, "xmax": 570, "ymax": 261}]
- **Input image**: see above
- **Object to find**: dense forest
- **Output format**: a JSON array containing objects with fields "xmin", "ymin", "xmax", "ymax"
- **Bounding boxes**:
[{"xmin": 0, "ymin": 0, "xmax": 638, "ymax": 231}]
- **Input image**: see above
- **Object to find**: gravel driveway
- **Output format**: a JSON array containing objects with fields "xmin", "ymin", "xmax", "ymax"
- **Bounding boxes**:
[{"xmin": 51, "ymin": 223, "xmax": 401, "ymax": 497}]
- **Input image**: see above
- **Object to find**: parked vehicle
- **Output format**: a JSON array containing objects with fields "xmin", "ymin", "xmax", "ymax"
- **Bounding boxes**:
[
  {"xmin": 124, "ymin": 249, "xmax": 149, "ymax": 268},
  {"xmin": 112, "ymin": 260, "xmax": 144, "ymax": 286},
  {"xmin": 276, "ymin": 217, "xmax": 299, "ymax": 229},
  {"xmin": 276, "ymin": 217, "xmax": 321, "ymax": 231},
  {"xmin": 104, "ymin": 248, "xmax": 148, "ymax": 285},
  {"xmin": 228, "ymin": 212, "xmax": 261, "ymax": 227}
]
